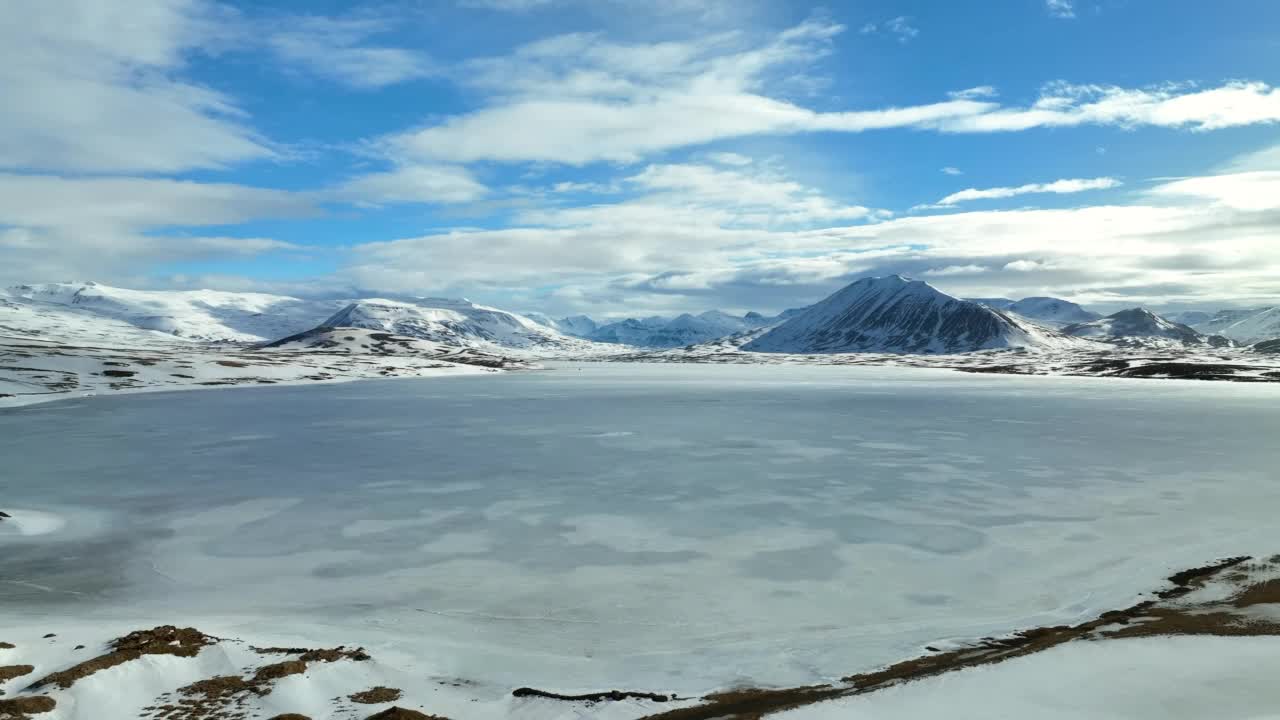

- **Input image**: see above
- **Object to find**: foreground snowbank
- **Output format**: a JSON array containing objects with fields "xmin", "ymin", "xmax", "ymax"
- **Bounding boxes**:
[
  {"xmin": 778, "ymin": 635, "xmax": 1280, "ymax": 720},
  {"xmin": 3, "ymin": 555, "xmax": 1278, "ymax": 720}
]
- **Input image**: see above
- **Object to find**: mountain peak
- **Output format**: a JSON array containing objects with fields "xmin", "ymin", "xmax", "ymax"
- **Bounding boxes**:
[
  {"xmin": 1063, "ymin": 307, "xmax": 1229, "ymax": 347},
  {"xmin": 743, "ymin": 275, "xmax": 1065, "ymax": 354}
]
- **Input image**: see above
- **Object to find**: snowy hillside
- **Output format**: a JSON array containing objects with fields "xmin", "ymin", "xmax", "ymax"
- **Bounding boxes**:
[
  {"xmin": 524, "ymin": 312, "xmax": 600, "ymax": 338},
  {"xmin": 969, "ymin": 296, "xmax": 1099, "ymax": 326},
  {"xmin": 1006, "ymin": 297, "xmax": 1100, "ymax": 326},
  {"xmin": 1191, "ymin": 307, "xmax": 1269, "ymax": 336},
  {"xmin": 319, "ymin": 298, "xmax": 611, "ymax": 354},
  {"xmin": 6, "ymin": 282, "xmax": 343, "ymax": 343},
  {"xmin": 744, "ymin": 275, "xmax": 1072, "ymax": 354},
  {"xmin": 1207, "ymin": 306, "xmax": 1280, "ymax": 344},
  {"xmin": 1062, "ymin": 308, "xmax": 1233, "ymax": 347}
]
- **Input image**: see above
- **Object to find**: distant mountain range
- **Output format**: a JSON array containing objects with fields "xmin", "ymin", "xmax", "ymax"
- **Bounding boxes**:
[{"xmin": 4, "ymin": 280, "xmax": 1278, "ymax": 356}]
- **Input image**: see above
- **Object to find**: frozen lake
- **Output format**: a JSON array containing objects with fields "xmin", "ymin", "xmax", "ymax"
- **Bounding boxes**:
[{"xmin": 2, "ymin": 363, "xmax": 1279, "ymax": 693}]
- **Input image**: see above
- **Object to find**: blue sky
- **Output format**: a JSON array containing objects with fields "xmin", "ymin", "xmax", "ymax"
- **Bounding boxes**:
[{"xmin": 3, "ymin": 0, "xmax": 1280, "ymax": 317}]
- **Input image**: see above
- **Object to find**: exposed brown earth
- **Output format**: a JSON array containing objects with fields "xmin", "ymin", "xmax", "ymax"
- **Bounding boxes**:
[
  {"xmin": 364, "ymin": 708, "xmax": 450, "ymax": 720},
  {"xmin": 0, "ymin": 695, "xmax": 55, "ymax": 719},
  {"xmin": 0, "ymin": 666, "xmax": 33, "ymax": 683},
  {"xmin": 349, "ymin": 686, "xmax": 404, "ymax": 704},
  {"xmin": 265, "ymin": 715, "xmax": 312, "ymax": 720},
  {"xmin": 254, "ymin": 645, "xmax": 371, "ymax": 663},
  {"xmin": 27, "ymin": 626, "xmax": 215, "ymax": 691},
  {"xmin": 0, "ymin": 644, "xmax": 13, "ymax": 650}
]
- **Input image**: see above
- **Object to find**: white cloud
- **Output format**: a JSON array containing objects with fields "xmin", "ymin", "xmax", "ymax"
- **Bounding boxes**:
[
  {"xmin": 0, "ymin": 0, "xmax": 272, "ymax": 173},
  {"xmin": 267, "ymin": 15, "xmax": 436, "ymax": 89},
  {"xmin": 1147, "ymin": 171, "xmax": 1280, "ymax": 212},
  {"xmin": 0, "ymin": 174, "xmax": 317, "ymax": 286},
  {"xmin": 924, "ymin": 264, "xmax": 988, "ymax": 276},
  {"xmin": 374, "ymin": 19, "xmax": 1280, "ymax": 167},
  {"xmin": 0, "ymin": 174, "xmax": 315, "ymax": 229},
  {"xmin": 1004, "ymin": 259, "xmax": 1046, "ymax": 272},
  {"xmin": 933, "ymin": 177, "xmax": 1122, "ymax": 206},
  {"xmin": 707, "ymin": 152, "xmax": 754, "ymax": 166},
  {"xmin": 851, "ymin": 16, "xmax": 917, "ymax": 42},
  {"xmin": 332, "ymin": 165, "xmax": 487, "ymax": 205},
  {"xmin": 939, "ymin": 81, "xmax": 1280, "ymax": 133},
  {"xmin": 341, "ymin": 169, "xmax": 1280, "ymax": 314},
  {"xmin": 1046, "ymin": 0, "xmax": 1076, "ymax": 18},
  {"xmin": 949, "ymin": 86, "xmax": 998, "ymax": 100},
  {"xmin": 1220, "ymin": 142, "xmax": 1280, "ymax": 172},
  {"xmin": 941, "ymin": 167, "xmax": 964, "ymax": 176}
]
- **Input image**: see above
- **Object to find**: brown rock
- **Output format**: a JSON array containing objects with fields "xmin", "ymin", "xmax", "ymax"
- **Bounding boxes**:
[
  {"xmin": 252, "ymin": 660, "xmax": 307, "ymax": 683},
  {"xmin": 267, "ymin": 715, "xmax": 313, "ymax": 720},
  {"xmin": 0, "ymin": 666, "xmax": 33, "ymax": 683},
  {"xmin": 364, "ymin": 708, "xmax": 450, "ymax": 720},
  {"xmin": 27, "ymin": 625, "xmax": 214, "ymax": 690},
  {"xmin": 348, "ymin": 686, "xmax": 403, "ymax": 704},
  {"xmin": 0, "ymin": 695, "xmax": 56, "ymax": 716}
]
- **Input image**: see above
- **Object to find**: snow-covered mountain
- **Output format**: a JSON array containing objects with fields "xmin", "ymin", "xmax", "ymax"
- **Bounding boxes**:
[
  {"xmin": 587, "ymin": 310, "xmax": 776, "ymax": 348},
  {"xmin": 969, "ymin": 296, "xmax": 1099, "ymax": 326},
  {"xmin": 1190, "ymin": 308, "xmax": 1268, "ymax": 336},
  {"xmin": 1062, "ymin": 308, "xmax": 1232, "ymax": 347},
  {"xmin": 5, "ymin": 282, "xmax": 342, "ymax": 343},
  {"xmin": 1166, "ymin": 310, "xmax": 1213, "ymax": 327},
  {"xmin": 317, "ymin": 298, "xmax": 603, "ymax": 353},
  {"xmin": 1198, "ymin": 306, "xmax": 1280, "ymax": 344},
  {"xmin": 1006, "ymin": 297, "xmax": 1100, "ymax": 326},
  {"xmin": 524, "ymin": 313, "xmax": 599, "ymax": 338},
  {"xmin": 966, "ymin": 297, "xmax": 1016, "ymax": 309},
  {"xmin": 744, "ymin": 275, "xmax": 1070, "ymax": 354}
]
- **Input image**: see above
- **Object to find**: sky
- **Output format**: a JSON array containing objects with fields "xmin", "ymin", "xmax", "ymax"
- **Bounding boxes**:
[{"xmin": 3, "ymin": 0, "xmax": 1280, "ymax": 318}]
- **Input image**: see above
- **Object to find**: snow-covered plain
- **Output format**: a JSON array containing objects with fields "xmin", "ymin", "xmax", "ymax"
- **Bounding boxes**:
[{"xmin": 3, "ymin": 364, "xmax": 1280, "ymax": 718}]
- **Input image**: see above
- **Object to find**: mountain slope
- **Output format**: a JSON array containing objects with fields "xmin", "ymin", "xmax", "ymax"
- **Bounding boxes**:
[
  {"xmin": 1191, "ymin": 308, "xmax": 1270, "ymax": 337},
  {"xmin": 318, "ymin": 298, "xmax": 606, "ymax": 354},
  {"xmin": 743, "ymin": 275, "xmax": 1068, "ymax": 354},
  {"xmin": 1210, "ymin": 307, "xmax": 1280, "ymax": 344},
  {"xmin": 1062, "ymin": 308, "xmax": 1232, "ymax": 347},
  {"xmin": 1006, "ymin": 297, "xmax": 1100, "ymax": 326},
  {"xmin": 6, "ymin": 282, "xmax": 342, "ymax": 343},
  {"xmin": 969, "ymin": 296, "xmax": 1099, "ymax": 326}
]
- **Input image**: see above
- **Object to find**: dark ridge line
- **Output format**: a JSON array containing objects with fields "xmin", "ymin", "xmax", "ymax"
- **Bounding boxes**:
[{"xmin": 512, "ymin": 687, "xmax": 674, "ymax": 702}]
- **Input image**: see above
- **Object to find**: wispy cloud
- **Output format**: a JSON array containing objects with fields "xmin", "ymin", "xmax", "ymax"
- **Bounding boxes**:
[
  {"xmin": 931, "ymin": 177, "xmax": 1122, "ymax": 207},
  {"xmin": 267, "ymin": 15, "xmax": 437, "ymax": 89},
  {"xmin": 331, "ymin": 165, "xmax": 487, "ymax": 205},
  {"xmin": 885, "ymin": 16, "xmax": 920, "ymax": 42},
  {"xmin": 860, "ymin": 16, "xmax": 919, "ymax": 42},
  {"xmin": 949, "ymin": 86, "xmax": 998, "ymax": 100},
  {"xmin": 941, "ymin": 167, "xmax": 964, "ymax": 176},
  {"xmin": 1046, "ymin": 0, "xmax": 1075, "ymax": 18},
  {"xmin": 377, "ymin": 18, "xmax": 1280, "ymax": 167}
]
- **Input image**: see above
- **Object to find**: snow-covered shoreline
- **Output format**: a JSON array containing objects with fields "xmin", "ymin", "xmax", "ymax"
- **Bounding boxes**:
[{"xmin": 2, "ymin": 554, "xmax": 1276, "ymax": 720}]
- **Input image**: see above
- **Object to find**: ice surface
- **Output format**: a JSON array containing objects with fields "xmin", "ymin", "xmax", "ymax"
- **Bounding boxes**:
[{"xmin": 2, "ymin": 363, "xmax": 1280, "ymax": 696}]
